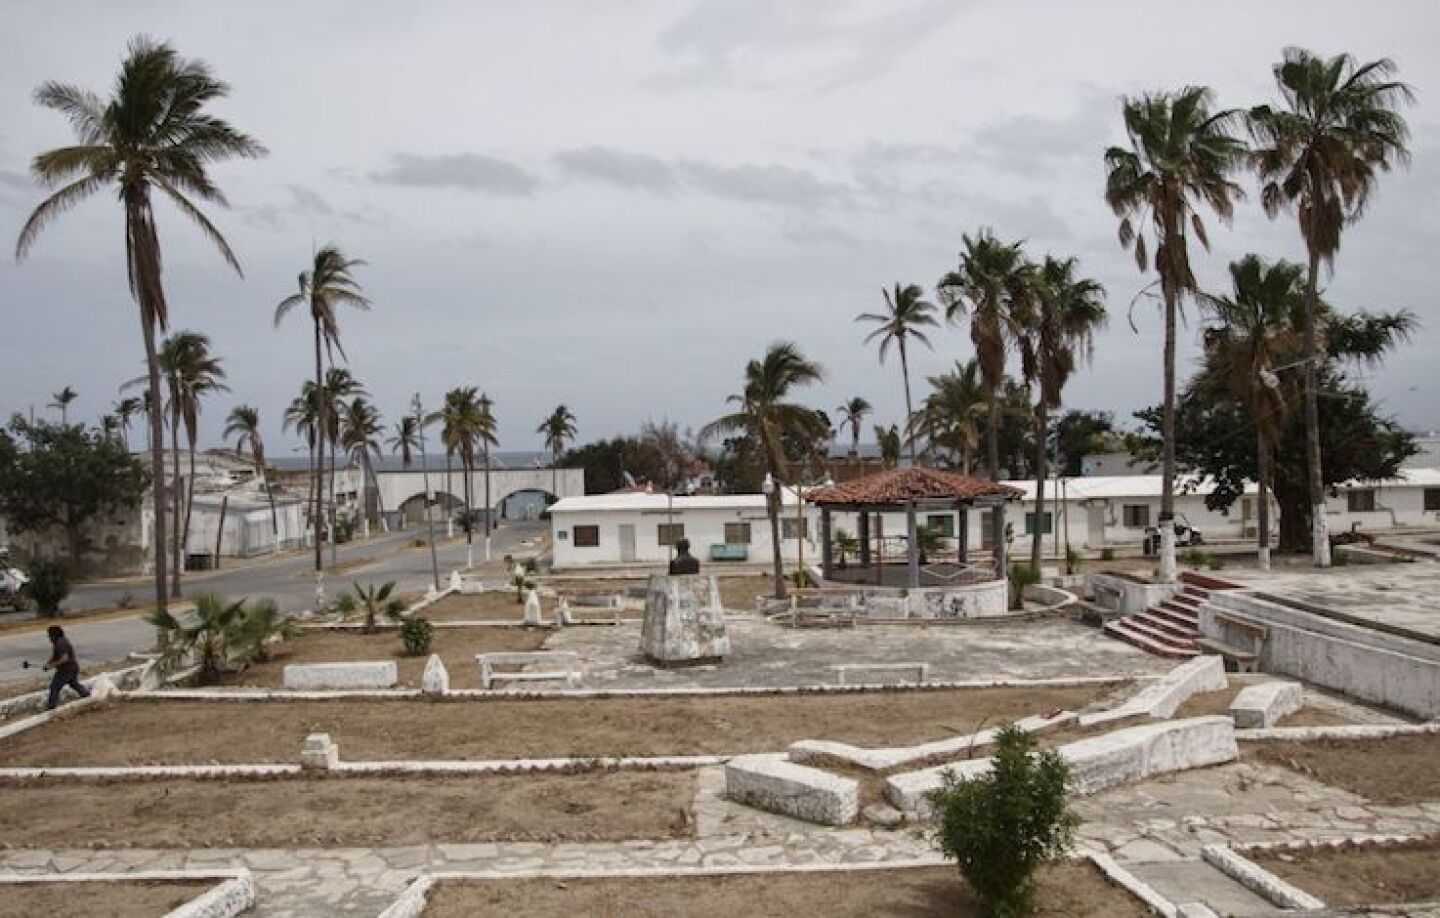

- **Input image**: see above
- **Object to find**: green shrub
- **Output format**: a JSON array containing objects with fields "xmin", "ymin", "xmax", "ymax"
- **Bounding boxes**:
[
  {"xmin": 24, "ymin": 557, "xmax": 71, "ymax": 618},
  {"xmin": 1099, "ymin": 547, "xmax": 1115, "ymax": 562},
  {"xmin": 929, "ymin": 724, "xmax": 1078, "ymax": 918},
  {"xmin": 401, "ymin": 617, "xmax": 434, "ymax": 656},
  {"xmin": 1064, "ymin": 545, "xmax": 1080, "ymax": 576},
  {"xmin": 231, "ymin": 598, "xmax": 300, "ymax": 662},
  {"xmin": 1007, "ymin": 563, "xmax": 1041, "ymax": 610},
  {"xmin": 834, "ymin": 528, "xmax": 858, "ymax": 568}
]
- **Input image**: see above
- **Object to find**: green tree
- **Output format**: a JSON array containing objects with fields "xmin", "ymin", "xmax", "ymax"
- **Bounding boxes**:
[
  {"xmin": 938, "ymin": 230, "xmax": 1033, "ymax": 481},
  {"xmin": 224, "ymin": 404, "xmax": 279, "ymax": 541},
  {"xmin": 14, "ymin": 37, "xmax": 263, "ymax": 618},
  {"xmin": 113, "ymin": 397, "xmax": 143, "ymax": 452},
  {"xmin": 48, "ymin": 386, "xmax": 78, "ymax": 425},
  {"xmin": 321, "ymin": 368, "xmax": 365, "ymax": 554},
  {"xmin": 1104, "ymin": 86, "xmax": 1246, "ymax": 582},
  {"xmin": 476, "ymin": 392, "xmax": 499, "ymax": 555},
  {"xmin": 1249, "ymin": 48, "xmax": 1414, "ymax": 566},
  {"xmin": 274, "ymin": 246, "xmax": 370, "ymax": 591},
  {"xmin": 874, "ymin": 423, "xmax": 902, "ymax": 468},
  {"xmin": 917, "ymin": 359, "xmax": 985, "ymax": 475},
  {"xmin": 1018, "ymin": 257, "xmax": 1106, "ymax": 570},
  {"xmin": 0, "ymin": 418, "xmax": 149, "ymax": 570},
  {"xmin": 1049, "ymin": 411, "xmax": 1116, "ymax": 477},
  {"xmin": 387, "ymin": 416, "xmax": 421, "ymax": 469},
  {"xmin": 537, "ymin": 405, "xmax": 578, "ymax": 501},
  {"xmin": 340, "ymin": 396, "xmax": 384, "ymax": 534},
  {"xmin": 431, "ymin": 387, "xmax": 482, "ymax": 562},
  {"xmin": 702, "ymin": 343, "xmax": 825, "ymax": 600},
  {"xmin": 836, "ymin": 397, "xmax": 872, "ymax": 460},
  {"xmin": 857, "ymin": 283, "xmax": 937, "ymax": 463},
  {"xmin": 147, "ymin": 593, "xmax": 244, "ymax": 683}
]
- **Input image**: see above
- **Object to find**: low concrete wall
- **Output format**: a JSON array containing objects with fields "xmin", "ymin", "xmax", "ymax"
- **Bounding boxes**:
[
  {"xmin": 1088, "ymin": 572, "xmax": 1175, "ymax": 614},
  {"xmin": 1228, "ymin": 681, "xmax": 1301, "ymax": 729},
  {"xmin": 797, "ymin": 579, "xmax": 1011, "ymax": 621},
  {"xmin": 282, "ymin": 661, "xmax": 397, "ymax": 690},
  {"xmin": 1201, "ymin": 590, "xmax": 1440, "ymax": 719},
  {"xmin": 1080, "ymin": 656, "xmax": 1226, "ymax": 727},
  {"xmin": 725, "ymin": 754, "xmax": 859, "ymax": 826},
  {"xmin": 0, "ymin": 871, "xmax": 253, "ymax": 918},
  {"xmin": 0, "ymin": 661, "xmax": 148, "ymax": 720}
]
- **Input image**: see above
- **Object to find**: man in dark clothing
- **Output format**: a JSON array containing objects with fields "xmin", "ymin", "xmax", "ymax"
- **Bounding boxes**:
[
  {"xmin": 44, "ymin": 625, "xmax": 90, "ymax": 710},
  {"xmin": 668, "ymin": 538, "xmax": 701, "ymax": 575}
]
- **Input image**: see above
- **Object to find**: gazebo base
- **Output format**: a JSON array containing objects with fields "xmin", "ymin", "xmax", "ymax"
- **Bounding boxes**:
[{"xmin": 801, "ymin": 576, "xmax": 1010, "ymax": 621}]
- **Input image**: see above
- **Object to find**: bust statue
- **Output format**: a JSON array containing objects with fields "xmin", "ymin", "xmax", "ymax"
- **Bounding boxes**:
[{"xmin": 668, "ymin": 537, "xmax": 700, "ymax": 575}]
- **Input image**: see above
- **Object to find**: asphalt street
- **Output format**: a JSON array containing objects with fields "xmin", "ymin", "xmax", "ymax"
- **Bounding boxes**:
[{"xmin": 0, "ymin": 520, "xmax": 546, "ymax": 687}]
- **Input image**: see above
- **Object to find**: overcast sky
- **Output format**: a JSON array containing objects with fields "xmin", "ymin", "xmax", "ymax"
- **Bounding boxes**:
[{"xmin": 2, "ymin": 0, "xmax": 1437, "ymax": 456}]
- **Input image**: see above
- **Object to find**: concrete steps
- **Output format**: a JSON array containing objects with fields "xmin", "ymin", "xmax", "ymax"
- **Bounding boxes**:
[{"xmin": 1104, "ymin": 574, "xmax": 1239, "ymax": 660}]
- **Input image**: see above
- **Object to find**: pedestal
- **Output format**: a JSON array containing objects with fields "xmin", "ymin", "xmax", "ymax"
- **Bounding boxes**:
[{"xmin": 641, "ymin": 574, "xmax": 730, "ymax": 665}]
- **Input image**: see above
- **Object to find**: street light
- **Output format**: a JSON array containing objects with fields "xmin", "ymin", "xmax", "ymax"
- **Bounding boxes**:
[
  {"xmin": 1259, "ymin": 356, "xmax": 1313, "ymax": 391},
  {"xmin": 412, "ymin": 393, "xmax": 442, "ymax": 594}
]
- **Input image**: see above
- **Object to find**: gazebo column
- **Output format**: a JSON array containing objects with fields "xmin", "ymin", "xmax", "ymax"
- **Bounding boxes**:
[
  {"xmin": 820, "ymin": 508, "xmax": 834, "ymax": 581},
  {"xmin": 858, "ymin": 510, "xmax": 871, "ymax": 568},
  {"xmin": 957, "ymin": 500, "xmax": 969, "ymax": 563},
  {"xmin": 875, "ymin": 514, "xmax": 884, "ymax": 586},
  {"xmin": 991, "ymin": 501, "xmax": 1008, "ymax": 574},
  {"xmin": 906, "ymin": 500, "xmax": 920, "ymax": 589}
]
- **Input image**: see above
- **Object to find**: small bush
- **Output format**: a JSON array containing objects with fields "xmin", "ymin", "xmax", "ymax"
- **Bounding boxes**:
[
  {"xmin": 1064, "ymin": 545, "xmax": 1080, "ymax": 576},
  {"xmin": 1099, "ymin": 547, "xmax": 1115, "ymax": 562},
  {"xmin": 25, "ymin": 557, "xmax": 71, "ymax": 618},
  {"xmin": 1007, "ymin": 562, "xmax": 1041, "ymax": 610},
  {"xmin": 929, "ymin": 724, "xmax": 1078, "ymax": 918},
  {"xmin": 401, "ymin": 617, "xmax": 434, "ymax": 655}
]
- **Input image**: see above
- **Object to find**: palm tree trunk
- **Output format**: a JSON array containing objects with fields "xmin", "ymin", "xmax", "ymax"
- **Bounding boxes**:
[
  {"xmin": 262, "ymin": 464, "xmax": 280, "ymax": 545},
  {"xmin": 170, "ymin": 411, "xmax": 183, "ymax": 598},
  {"xmin": 552, "ymin": 447, "xmax": 559, "ymax": 501},
  {"xmin": 328, "ymin": 440, "xmax": 338, "ymax": 564},
  {"xmin": 483, "ymin": 444, "xmax": 492, "ymax": 560},
  {"xmin": 137, "ymin": 297, "xmax": 168, "ymax": 624},
  {"xmin": 312, "ymin": 320, "xmax": 324, "ymax": 579},
  {"xmin": 463, "ymin": 455, "xmax": 474, "ymax": 567},
  {"xmin": 899, "ymin": 342, "xmax": 916, "ymax": 465},
  {"xmin": 1302, "ymin": 252, "xmax": 1330, "ymax": 567},
  {"xmin": 767, "ymin": 486, "xmax": 786, "ymax": 600},
  {"xmin": 985, "ymin": 380, "xmax": 1001, "ymax": 481},
  {"xmin": 445, "ymin": 454, "xmax": 453, "ymax": 537},
  {"xmin": 1257, "ymin": 427, "xmax": 1272, "ymax": 571},
  {"xmin": 1030, "ymin": 401, "xmax": 1048, "ymax": 572},
  {"xmin": 1157, "ymin": 290, "xmax": 1178, "ymax": 583},
  {"xmin": 181, "ymin": 434, "xmax": 198, "ymax": 572}
]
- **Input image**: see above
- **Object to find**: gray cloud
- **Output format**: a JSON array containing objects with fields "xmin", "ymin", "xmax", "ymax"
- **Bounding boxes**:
[
  {"xmin": 370, "ymin": 152, "xmax": 539, "ymax": 196},
  {"xmin": 678, "ymin": 160, "xmax": 849, "ymax": 208},
  {"xmin": 554, "ymin": 147, "xmax": 679, "ymax": 194}
]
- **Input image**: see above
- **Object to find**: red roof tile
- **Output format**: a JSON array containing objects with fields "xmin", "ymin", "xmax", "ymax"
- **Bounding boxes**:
[{"xmin": 806, "ymin": 466, "xmax": 1022, "ymax": 506}]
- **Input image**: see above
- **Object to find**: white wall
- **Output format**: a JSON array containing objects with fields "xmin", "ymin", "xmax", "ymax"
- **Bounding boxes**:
[{"xmin": 552, "ymin": 504, "xmax": 819, "ymax": 569}]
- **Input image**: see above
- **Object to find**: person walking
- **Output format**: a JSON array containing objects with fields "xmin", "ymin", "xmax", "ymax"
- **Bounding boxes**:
[{"xmin": 43, "ymin": 625, "xmax": 90, "ymax": 710}]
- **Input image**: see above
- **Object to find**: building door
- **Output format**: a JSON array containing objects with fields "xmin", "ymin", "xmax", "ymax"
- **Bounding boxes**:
[
  {"xmin": 1086, "ymin": 503, "xmax": 1106, "ymax": 549},
  {"xmin": 618, "ymin": 524, "xmax": 637, "ymax": 563}
]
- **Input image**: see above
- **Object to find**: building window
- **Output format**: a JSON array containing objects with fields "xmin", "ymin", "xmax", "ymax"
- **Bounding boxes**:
[
  {"xmin": 1025, "ymin": 512, "xmax": 1053, "ymax": 536},
  {"xmin": 925, "ymin": 514, "xmax": 956, "ymax": 537},
  {"xmin": 781, "ymin": 517, "xmax": 809, "ymax": 540},
  {"xmin": 1122, "ymin": 504, "xmax": 1150, "ymax": 528},
  {"xmin": 1425, "ymin": 488, "xmax": 1440, "ymax": 512},
  {"xmin": 657, "ymin": 523, "xmax": 685, "ymax": 546},
  {"xmin": 1347, "ymin": 489, "xmax": 1376, "ymax": 513},
  {"xmin": 723, "ymin": 522, "xmax": 752, "ymax": 544},
  {"xmin": 572, "ymin": 525, "xmax": 599, "ymax": 548}
]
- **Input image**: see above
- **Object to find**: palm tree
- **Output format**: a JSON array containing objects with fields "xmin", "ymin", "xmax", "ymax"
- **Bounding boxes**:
[
  {"xmin": 873, "ymin": 424, "xmax": 902, "ymax": 468},
  {"xmin": 48, "ymin": 386, "xmax": 78, "ymax": 425},
  {"xmin": 114, "ymin": 397, "xmax": 143, "ymax": 452},
  {"xmin": 1018, "ymin": 257, "xmax": 1107, "ymax": 570},
  {"xmin": 321, "ymin": 367, "xmax": 364, "ymax": 558},
  {"xmin": 274, "ymin": 245, "xmax": 370, "ymax": 593},
  {"xmin": 1248, "ymin": 49, "xmax": 1414, "ymax": 567},
  {"xmin": 477, "ymin": 393, "xmax": 500, "ymax": 560},
  {"xmin": 428, "ymin": 388, "xmax": 467, "ymax": 538},
  {"xmin": 1200, "ymin": 256, "xmax": 1305, "ymax": 570},
  {"xmin": 537, "ymin": 406, "xmax": 578, "ymax": 501},
  {"xmin": 284, "ymin": 380, "xmax": 323, "ymax": 557},
  {"xmin": 917, "ymin": 359, "xmax": 986, "ymax": 474},
  {"xmin": 937, "ymin": 229, "xmax": 1033, "ymax": 481},
  {"xmin": 16, "ymin": 36, "xmax": 264, "ymax": 619},
  {"xmin": 339, "ymin": 396, "xmax": 384, "ymax": 537},
  {"xmin": 836, "ymin": 397, "xmax": 872, "ymax": 459},
  {"xmin": 1103, "ymin": 86, "xmax": 1246, "ymax": 581},
  {"xmin": 700, "ymin": 342, "xmax": 825, "ymax": 600},
  {"xmin": 857, "ymin": 284, "xmax": 938, "ymax": 463},
  {"xmin": 387, "ymin": 416, "xmax": 421, "ymax": 469},
  {"xmin": 438, "ymin": 388, "xmax": 482, "ymax": 566},
  {"xmin": 225, "ymin": 404, "xmax": 280, "ymax": 543}
]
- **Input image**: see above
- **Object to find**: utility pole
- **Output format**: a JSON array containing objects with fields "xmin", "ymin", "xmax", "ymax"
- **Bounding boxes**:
[{"xmin": 413, "ymin": 393, "xmax": 441, "ymax": 593}]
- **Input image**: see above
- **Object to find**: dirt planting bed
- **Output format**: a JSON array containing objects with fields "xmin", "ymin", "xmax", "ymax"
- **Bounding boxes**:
[
  {"xmin": 1243, "ymin": 734, "xmax": 1440, "ymax": 804},
  {"xmin": 422, "ymin": 591, "xmax": 539, "ymax": 622},
  {"xmin": 0, "ymin": 880, "xmax": 212, "ymax": 918},
  {"xmin": 223, "ymin": 627, "xmax": 549, "ymax": 688},
  {"xmin": 0, "ymin": 770, "xmax": 694, "ymax": 848},
  {"xmin": 1172, "ymin": 682, "xmax": 1357, "ymax": 728},
  {"xmin": 421, "ymin": 863, "xmax": 1148, "ymax": 918},
  {"xmin": 0, "ymin": 684, "xmax": 1125, "ymax": 766},
  {"xmin": 1251, "ymin": 838, "xmax": 1440, "ymax": 907}
]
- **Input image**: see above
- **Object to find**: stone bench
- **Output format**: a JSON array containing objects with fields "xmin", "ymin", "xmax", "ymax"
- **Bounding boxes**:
[
  {"xmin": 1228, "ymin": 681, "xmax": 1302, "ymax": 728},
  {"xmin": 282, "ymin": 661, "xmax": 397, "ymax": 690},
  {"xmin": 477, "ymin": 652, "xmax": 580, "ymax": 690},
  {"xmin": 1200, "ymin": 612, "xmax": 1269, "ymax": 673},
  {"xmin": 725, "ymin": 755, "xmax": 859, "ymax": 826},
  {"xmin": 831, "ymin": 662, "xmax": 930, "ymax": 686}
]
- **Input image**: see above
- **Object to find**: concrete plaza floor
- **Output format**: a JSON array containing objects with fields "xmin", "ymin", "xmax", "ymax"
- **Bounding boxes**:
[{"xmin": 1227, "ymin": 563, "xmax": 1440, "ymax": 641}]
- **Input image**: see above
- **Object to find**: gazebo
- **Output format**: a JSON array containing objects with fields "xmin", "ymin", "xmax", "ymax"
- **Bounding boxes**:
[{"xmin": 806, "ymin": 466, "xmax": 1024, "ymax": 589}]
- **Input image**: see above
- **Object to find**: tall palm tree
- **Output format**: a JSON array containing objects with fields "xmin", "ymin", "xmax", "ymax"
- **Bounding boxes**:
[
  {"xmin": 114, "ymin": 396, "xmax": 143, "ymax": 452},
  {"xmin": 1248, "ymin": 49, "xmax": 1414, "ymax": 567},
  {"xmin": 477, "ymin": 392, "xmax": 500, "ymax": 560},
  {"xmin": 917, "ymin": 359, "xmax": 986, "ymax": 475},
  {"xmin": 339, "ymin": 396, "xmax": 384, "ymax": 537},
  {"xmin": 1200, "ymin": 256, "xmax": 1305, "ymax": 570},
  {"xmin": 836, "ymin": 397, "xmax": 872, "ymax": 460},
  {"xmin": 387, "ymin": 416, "xmax": 420, "ymax": 469},
  {"xmin": 937, "ymin": 229, "xmax": 1033, "ymax": 481},
  {"xmin": 1018, "ymin": 257, "xmax": 1107, "ymax": 570},
  {"xmin": 1103, "ymin": 86, "xmax": 1246, "ymax": 581},
  {"xmin": 537, "ymin": 406, "xmax": 578, "ymax": 501},
  {"xmin": 857, "ymin": 284, "xmax": 937, "ymax": 463},
  {"xmin": 428, "ymin": 388, "xmax": 467, "ymax": 538},
  {"xmin": 274, "ymin": 246, "xmax": 369, "ymax": 591},
  {"xmin": 224, "ymin": 404, "xmax": 280, "ymax": 542},
  {"xmin": 48, "ymin": 386, "xmax": 78, "ymax": 425},
  {"xmin": 435, "ymin": 387, "xmax": 482, "ymax": 566},
  {"xmin": 873, "ymin": 424, "xmax": 902, "ymax": 469},
  {"xmin": 284, "ymin": 380, "xmax": 323, "ymax": 559},
  {"xmin": 16, "ymin": 36, "xmax": 264, "ymax": 618},
  {"xmin": 321, "ymin": 367, "xmax": 364, "ymax": 558},
  {"xmin": 700, "ymin": 342, "xmax": 825, "ymax": 599}
]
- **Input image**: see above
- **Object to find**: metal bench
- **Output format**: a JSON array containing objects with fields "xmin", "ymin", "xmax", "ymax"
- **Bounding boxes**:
[
  {"xmin": 1198, "ymin": 613, "xmax": 1269, "ymax": 673},
  {"xmin": 709, "ymin": 543, "xmax": 750, "ymax": 562},
  {"xmin": 476, "ymin": 652, "xmax": 580, "ymax": 689}
]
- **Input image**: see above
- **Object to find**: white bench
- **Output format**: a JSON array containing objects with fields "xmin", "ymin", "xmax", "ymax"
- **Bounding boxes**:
[
  {"xmin": 832, "ymin": 662, "xmax": 930, "ymax": 685},
  {"xmin": 283, "ymin": 661, "xmax": 397, "ymax": 690},
  {"xmin": 476, "ymin": 652, "xmax": 580, "ymax": 689}
]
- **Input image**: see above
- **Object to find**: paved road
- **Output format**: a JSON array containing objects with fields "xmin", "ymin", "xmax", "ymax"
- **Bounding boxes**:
[{"xmin": 0, "ymin": 520, "xmax": 546, "ymax": 687}]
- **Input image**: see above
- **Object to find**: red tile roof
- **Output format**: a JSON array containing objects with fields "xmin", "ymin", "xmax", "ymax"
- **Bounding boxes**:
[{"xmin": 806, "ymin": 466, "xmax": 1022, "ymax": 506}]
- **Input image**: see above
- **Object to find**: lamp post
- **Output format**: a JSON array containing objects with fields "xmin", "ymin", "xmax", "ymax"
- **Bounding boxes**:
[{"xmin": 413, "ymin": 393, "xmax": 441, "ymax": 594}]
